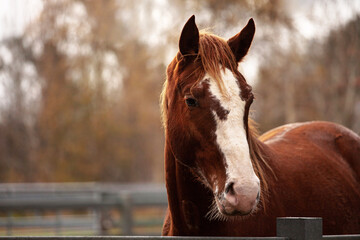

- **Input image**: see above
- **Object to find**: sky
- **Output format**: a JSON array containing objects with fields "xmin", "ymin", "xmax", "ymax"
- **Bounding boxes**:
[
  {"xmin": 1, "ymin": 1, "xmax": 360, "ymax": 41},
  {"xmin": 0, "ymin": 0, "xmax": 43, "ymax": 40},
  {"xmin": 290, "ymin": 0, "xmax": 360, "ymax": 39}
]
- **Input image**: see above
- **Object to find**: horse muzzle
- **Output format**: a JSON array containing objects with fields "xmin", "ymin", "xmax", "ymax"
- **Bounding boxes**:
[{"xmin": 216, "ymin": 178, "xmax": 260, "ymax": 216}]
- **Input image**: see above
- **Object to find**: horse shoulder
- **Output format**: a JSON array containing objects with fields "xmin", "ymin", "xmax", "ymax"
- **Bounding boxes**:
[
  {"xmin": 271, "ymin": 121, "xmax": 360, "ymax": 175},
  {"xmin": 257, "ymin": 121, "xmax": 360, "ymax": 234},
  {"xmin": 332, "ymin": 123, "xmax": 360, "ymax": 180},
  {"xmin": 258, "ymin": 121, "xmax": 360, "ymax": 188},
  {"xmin": 260, "ymin": 121, "xmax": 359, "ymax": 156}
]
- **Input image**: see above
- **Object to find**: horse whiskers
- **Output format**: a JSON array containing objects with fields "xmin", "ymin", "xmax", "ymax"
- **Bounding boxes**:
[
  {"xmin": 205, "ymin": 199, "xmax": 229, "ymax": 222},
  {"xmin": 205, "ymin": 196, "xmax": 264, "ymax": 222}
]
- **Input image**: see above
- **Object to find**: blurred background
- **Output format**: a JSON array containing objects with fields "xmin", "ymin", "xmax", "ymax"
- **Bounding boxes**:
[{"xmin": 0, "ymin": 0, "xmax": 359, "ymax": 236}]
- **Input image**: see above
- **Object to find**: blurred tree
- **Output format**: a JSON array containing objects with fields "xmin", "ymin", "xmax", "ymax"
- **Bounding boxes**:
[
  {"xmin": 32, "ymin": 0, "xmax": 130, "ymax": 181},
  {"xmin": 0, "ymin": 0, "xmax": 358, "ymax": 183},
  {"xmin": 0, "ymin": 37, "xmax": 38, "ymax": 181},
  {"xmin": 0, "ymin": 0, "xmax": 165, "ymax": 182},
  {"xmin": 254, "ymin": 15, "xmax": 360, "ymax": 133},
  {"xmin": 31, "ymin": 0, "xmax": 166, "ymax": 182}
]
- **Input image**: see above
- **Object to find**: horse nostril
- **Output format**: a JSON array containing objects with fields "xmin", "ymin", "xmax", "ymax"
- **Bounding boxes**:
[
  {"xmin": 225, "ymin": 182, "xmax": 235, "ymax": 195},
  {"xmin": 256, "ymin": 192, "xmax": 260, "ymax": 202}
]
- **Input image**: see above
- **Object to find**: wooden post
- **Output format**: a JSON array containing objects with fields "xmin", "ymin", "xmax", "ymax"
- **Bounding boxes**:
[
  {"xmin": 277, "ymin": 217, "xmax": 322, "ymax": 240},
  {"xmin": 121, "ymin": 194, "xmax": 133, "ymax": 235},
  {"xmin": 55, "ymin": 210, "xmax": 62, "ymax": 235},
  {"xmin": 6, "ymin": 211, "xmax": 13, "ymax": 236}
]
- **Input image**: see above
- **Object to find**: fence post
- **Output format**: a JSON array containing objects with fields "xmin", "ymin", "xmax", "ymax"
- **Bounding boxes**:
[
  {"xmin": 277, "ymin": 217, "xmax": 322, "ymax": 240},
  {"xmin": 121, "ymin": 193, "xmax": 133, "ymax": 235},
  {"xmin": 55, "ymin": 209, "xmax": 62, "ymax": 235},
  {"xmin": 6, "ymin": 211, "xmax": 13, "ymax": 236}
]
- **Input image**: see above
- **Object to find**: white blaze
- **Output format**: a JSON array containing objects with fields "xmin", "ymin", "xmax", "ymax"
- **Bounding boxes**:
[{"xmin": 207, "ymin": 68, "xmax": 259, "ymax": 188}]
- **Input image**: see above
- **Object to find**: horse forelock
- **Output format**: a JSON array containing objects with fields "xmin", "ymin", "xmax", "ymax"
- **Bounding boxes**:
[{"xmin": 198, "ymin": 31, "xmax": 237, "ymax": 93}]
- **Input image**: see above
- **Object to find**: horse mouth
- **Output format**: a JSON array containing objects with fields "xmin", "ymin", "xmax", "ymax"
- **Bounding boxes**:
[
  {"xmin": 215, "ymin": 198, "xmax": 253, "ymax": 217},
  {"xmin": 214, "ymin": 193, "xmax": 258, "ymax": 217}
]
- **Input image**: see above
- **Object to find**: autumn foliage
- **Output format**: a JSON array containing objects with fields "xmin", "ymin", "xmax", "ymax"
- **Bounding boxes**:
[{"xmin": 0, "ymin": 0, "xmax": 358, "ymax": 183}]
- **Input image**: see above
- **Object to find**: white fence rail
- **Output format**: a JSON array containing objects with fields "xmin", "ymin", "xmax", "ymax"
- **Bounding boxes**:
[
  {"xmin": 0, "ymin": 183, "xmax": 167, "ymax": 236},
  {"xmin": 0, "ymin": 218, "xmax": 360, "ymax": 239},
  {"xmin": 0, "ymin": 183, "xmax": 359, "ymax": 239}
]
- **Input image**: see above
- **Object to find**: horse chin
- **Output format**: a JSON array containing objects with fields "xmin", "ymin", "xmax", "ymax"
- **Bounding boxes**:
[
  {"xmin": 218, "ymin": 204, "xmax": 252, "ymax": 217},
  {"xmin": 221, "ymin": 208, "xmax": 251, "ymax": 217},
  {"xmin": 213, "ymin": 196, "xmax": 256, "ymax": 219}
]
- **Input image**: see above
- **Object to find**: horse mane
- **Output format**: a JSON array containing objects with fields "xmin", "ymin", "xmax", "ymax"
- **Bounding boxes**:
[
  {"xmin": 247, "ymin": 119, "xmax": 273, "ymax": 204},
  {"xmin": 160, "ymin": 31, "xmax": 272, "ymax": 205}
]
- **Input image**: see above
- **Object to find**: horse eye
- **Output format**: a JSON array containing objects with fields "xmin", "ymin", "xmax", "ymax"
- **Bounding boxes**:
[{"xmin": 185, "ymin": 97, "xmax": 198, "ymax": 107}]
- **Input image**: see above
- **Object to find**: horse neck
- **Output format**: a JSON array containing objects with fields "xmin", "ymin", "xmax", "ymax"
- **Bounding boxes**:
[{"xmin": 164, "ymin": 140, "xmax": 212, "ymax": 235}]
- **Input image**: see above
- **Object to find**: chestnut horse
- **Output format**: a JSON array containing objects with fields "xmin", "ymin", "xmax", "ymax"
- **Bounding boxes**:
[{"xmin": 160, "ymin": 15, "xmax": 360, "ymax": 236}]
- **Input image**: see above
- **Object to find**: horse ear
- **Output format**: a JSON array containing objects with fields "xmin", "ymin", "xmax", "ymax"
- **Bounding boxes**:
[
  {"xmin": 179, "ymin": 15, "xmax": 199, "ymax": 56},
  {"xmin": 227, "ymin": 18, "xmax": 255, "ymax": 62}
]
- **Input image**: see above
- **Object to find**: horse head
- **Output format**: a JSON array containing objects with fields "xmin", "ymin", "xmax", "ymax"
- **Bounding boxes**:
[{"xmin": 162, "ymin": 15, "xmax": 260, "ymax": 218}]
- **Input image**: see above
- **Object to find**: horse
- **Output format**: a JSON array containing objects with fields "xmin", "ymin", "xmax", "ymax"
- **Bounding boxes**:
[{"xmin": 160, "ymin": 15, "xmax": 360, "ymax": 236}]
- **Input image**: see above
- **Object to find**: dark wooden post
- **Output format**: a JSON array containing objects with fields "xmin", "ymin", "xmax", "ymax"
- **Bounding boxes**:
[{"xmin": 277, "ymin": 217, "xmax": 322, "ymax": 240}]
